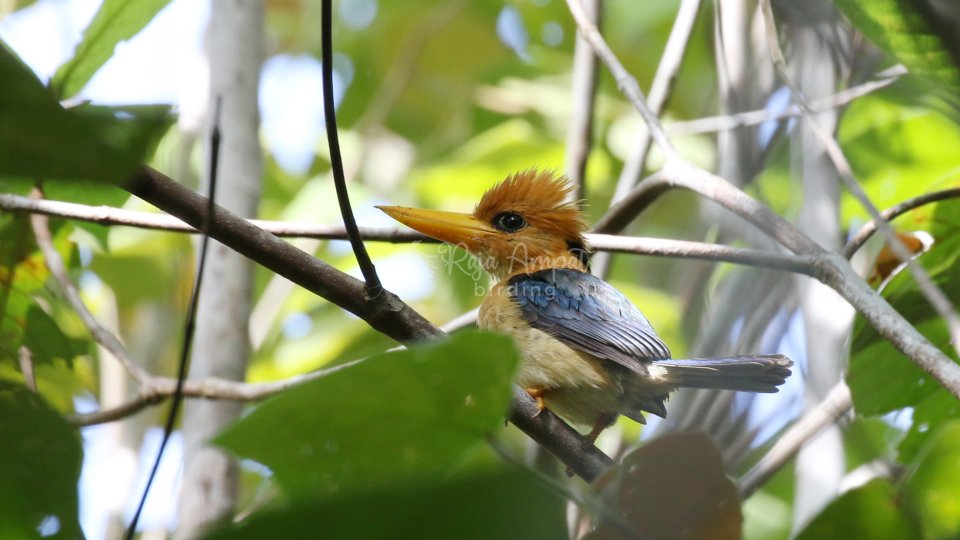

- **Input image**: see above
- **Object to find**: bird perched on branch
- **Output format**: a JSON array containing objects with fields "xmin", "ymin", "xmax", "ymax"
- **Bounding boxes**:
[{"xmin": 379, "ymin": 170, "xmax": 792, "ymax": 442}]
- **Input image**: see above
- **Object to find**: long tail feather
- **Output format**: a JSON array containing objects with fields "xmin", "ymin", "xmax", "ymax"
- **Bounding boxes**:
[{"xmin": 653, "ymin": 354, "xmax": 793, "ymax": 393}]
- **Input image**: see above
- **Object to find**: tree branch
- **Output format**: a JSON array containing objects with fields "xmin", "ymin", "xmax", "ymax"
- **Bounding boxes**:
[
  {"xmin": 842, "ymin": 187, "xmax": 960, "ymax": 258},
  {"xmin": 564, "ymin": 0, "xmax": 601, "ymax": 200},
  {"xmin": 28, "ymin": 198, "xmax": 151, "ymax": 384},
  {"xmin": 117, "ymin": 165, "xmax": 614, "ymax": 482},
  {"xmin": 665, "ymin": 67, "xmax": 903, "ymax": 136},
  {"xmin": 564, "ymin": 0, "xmax": 678, "ymax": 159},
  {"xmin": 566, "ymin": 0, "xmax": 960, "ymax": 401},
  {"xmin": 759, "ymin": 0, "xmax": 960, "ymax": 364},
  {"xmin": 738, "ymin": 382, "xmax": 852, "ymax": 498},
  {"xmin": 1, "ymin": 190, "xmax": 824, "ymax": 274}
]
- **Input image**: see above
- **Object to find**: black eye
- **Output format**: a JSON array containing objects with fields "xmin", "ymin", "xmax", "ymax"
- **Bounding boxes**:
[{"xmin": 492, "ymin": 212, "xmax": 527, "ymax": 233}]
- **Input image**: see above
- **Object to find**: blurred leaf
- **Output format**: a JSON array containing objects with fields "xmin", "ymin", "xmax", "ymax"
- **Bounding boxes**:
[
  {"xmin": 22, "ymin": 305, "xmax": 85, "ymax": 368},
  {"xmin": 795, "ymin": 479, "xmax": 921, "ymax": 540},
  {"xmin": 215, "ymin": 331, "xmax": 518, "ymax": 498},
  {"xmin": 902, "ymin": 420, "xmax": 960, "ymax": 538},
  {"xmin": 838, "ymin": 95, "xmax": 960, "ymax": 226},
  {"xmin": 898, "ymin": 390, "xmax": 960, "ymax": 461},
  {"xmin": 0, "ymin": 381, "xmax": 83, "ymax": 539},
  {"xmin": 586, "ymin": 432, "xmax": 742, "ymax": 540},
  {"xmin": 833, "ymin": 0, "xmax": 960, "ymax": 94},
  {"xmin": 847, "ymin": 201, "xmax": 960, "ymax": 416},
  {"xmin": 205, "ymin": 467, "xmax": 566, "ymax": 540},
  {"xmin": 0, "ymin": 40, "xmax": 172, "ymax": 183},
  {"xmin": 52, "ymin": 0, "xmax": 172, "ymax": 99}
]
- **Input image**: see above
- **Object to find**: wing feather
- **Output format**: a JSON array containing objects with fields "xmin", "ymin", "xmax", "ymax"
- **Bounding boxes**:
[{"xmin": 508, "ymin": 269, "xmax": 671, "ymax": 373}]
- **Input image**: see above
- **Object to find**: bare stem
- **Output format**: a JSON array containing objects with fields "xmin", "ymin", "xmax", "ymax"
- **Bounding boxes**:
[
  {"xmin": 565, "ymin": 0, "xmax": 601, "ymax": 200},
  {"xmin": 28, "ymin": 195, "xmax": 150, "ymax": 383},
  {"xmin": 759, "ymin": 0, "xmax": 960, "ymax": 362},
  {"xmin": 738, "ymin": 382, "xmax": 852, "ymax": 498},
  {"xmin": 843, "ymin": 187, "xmax": 960, "ymax": 258}
]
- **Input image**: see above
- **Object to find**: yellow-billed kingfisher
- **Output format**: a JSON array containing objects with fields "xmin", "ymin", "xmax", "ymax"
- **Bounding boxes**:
[{"xmin": 379, "ymin": 170, "xmax": 792, "ymax": 442}]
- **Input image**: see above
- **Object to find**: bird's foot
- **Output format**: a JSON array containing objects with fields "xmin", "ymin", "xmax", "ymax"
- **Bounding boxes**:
[
  {"xmin": 525, "ymin": 386, "xmax": 548, "ymax": 417},
  {"xmin": 584, "ymin": 412, "xmax": 618, "ymax": 445}
]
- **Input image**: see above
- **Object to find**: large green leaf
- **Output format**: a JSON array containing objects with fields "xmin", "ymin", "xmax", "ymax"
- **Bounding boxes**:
[
  {"xmin": 795, "ymin": 479, "xmax": 921, "ymax": 540},
  {"xmin": 52, "ymin": 0, "xmax": 172, "ymax": 99},
  {"xmin": 898, "ymin": 390, "xmax": 960, "ymax": 462},
  {"xmin": 205, "ymin": 467, "xmax": 566, "ymax": 540},
  {"xmin": 902, "ymin": 421, "xmax": 960, "ymax": 538},
  {"xmin": 847, "ymin": 201, "xmax": 960, "ymax": 416},
  {"xmin": 0, "ymin": 41, "xmax": 171, "ymax": 183},
  {"xmin": 215, "ymin": 330, "xmax": 519, "ymax": 498},
  {"xmin": 833, "ymin": 0, "xmax": 960, "ymax": 94},
  {"xmin": 0, "ymin": 381, "xmax": 83, "ymax": 539}
]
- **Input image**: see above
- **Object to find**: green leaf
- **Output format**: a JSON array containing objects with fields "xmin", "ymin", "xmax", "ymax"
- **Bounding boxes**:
[
  {"xmin": 215, "ymin": 330, "xmax": 519, "ymax": 498},
  {"xmin": 0, "ymin": 381, "xmax": 83, "ymax": 539},
  {"xmin": 22, "ymin": 305, "xmax": 84, "ymax": 368},
  {"xmin": 0, "ymin": 41, "xmax": 172, "ymax": 183},
  {"xmin": 898, "ymin": 390, "xmax": 960, "ymax": 462},
  {"xmin": 833, "ymin": 0, "xmax": 960, "ymax": 94},
  {"xmin": 586, "ymin": 433, "xmax": 742, "ymax": 540},
  {"xmin": 902, "ymin": 421, "xmax": 960, "ymax": 538},
  {"xmin": 52, "ymin": 0, "xmax": 172, "ymax": 99},
  {"xmin": 796, "ymin": 479, "xmax": 921, "ymax": 540},
  {"xmin": 205, "ymin": 468, "xmax": 566, "ymax": 540},
  {"xmin": 847, "ymin": 202, "xmax": 960, "ymax": 416}
]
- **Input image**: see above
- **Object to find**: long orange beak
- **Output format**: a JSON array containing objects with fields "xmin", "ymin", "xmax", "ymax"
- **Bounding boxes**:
[{"xmin": 376, "ymin": 206, "xmax": 495, "ymax": 250}]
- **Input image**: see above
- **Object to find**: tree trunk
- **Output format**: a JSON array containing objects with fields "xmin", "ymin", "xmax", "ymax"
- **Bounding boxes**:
[{"xmin": 176, "ymin": 0, "xmax": 264, "ymax": 537}]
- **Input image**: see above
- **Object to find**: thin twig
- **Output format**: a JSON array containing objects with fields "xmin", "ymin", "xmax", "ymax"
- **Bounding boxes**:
[
  {"xmin": 611, "ymin": 0, "xmax": 702, "ymax": 200},
  {"xmin": 592, "ymin": 234, "xmax": 817, "ymax": 275},
  {"xmin": 843, "ymin": 187, "xmax": 960, "ymax": 258},
  {"xmin": 18, "ymin": 346, "xmax": 36, "ymax": 392},
  {"xmin": 28, "ymin": 194, "xmax": 149, "ymax": 383},
  {"xmin": 759, "ymin": 0, "xmax": 960, "ymax": 362},
  {"xmin": 565, "ymin": 0, "xmax": 677, "ymax": 159},
  {"xmin": 322, "ymin": 0, "xmax": 382, "ymax": 298},
  {"xmin": 565, "ymin": 0, "xmax": 601, "ymax": 201},
  {"xmin": 738, "ymin": 382, "xmax": 852, "ymax": 498},
  {"xmin": 593, "ymin": 0, "xmax": 703, "ymax": 278},
  {"xmin": 666, "ymin": 68, "xmax": 903, "ymax": 136},
  {"xmin": 126, "ymin": 96, "xmax": 223, "ymax": 540},
  {"xmin": 1, "ymin": 191, "xmax": 828, "ymax": 272}
]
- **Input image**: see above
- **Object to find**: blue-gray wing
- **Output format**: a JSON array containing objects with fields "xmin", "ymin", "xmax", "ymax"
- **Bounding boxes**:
[{"xmin": 508, "ymin": 269, "xmax": 671, "ymax": 373}]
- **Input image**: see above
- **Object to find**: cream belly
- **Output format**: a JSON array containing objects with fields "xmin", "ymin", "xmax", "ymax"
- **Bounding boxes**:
[{"xmin": 479, "ymin": 284, "xmax": 630, "ymax": 427}]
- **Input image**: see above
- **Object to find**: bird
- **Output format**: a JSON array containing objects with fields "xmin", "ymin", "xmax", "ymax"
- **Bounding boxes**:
[{"xmin": 378, "ymin": 170, "xmax": 792, "ymax": 443}]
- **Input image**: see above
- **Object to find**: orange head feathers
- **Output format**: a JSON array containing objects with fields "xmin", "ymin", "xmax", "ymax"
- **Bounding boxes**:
[{"xmin": 378, "ymin": 170, "xmax": 590, "ymax": 279}]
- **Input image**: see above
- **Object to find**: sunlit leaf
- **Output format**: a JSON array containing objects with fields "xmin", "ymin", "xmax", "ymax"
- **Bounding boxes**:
[
  {"xmin": 0, "ymin": 381, "xmax": 83, "ymax": 539},
  {"xmin": 903, "ymin": 421, "xmax": 960, "ymax": 538},
  {"xmin": 52, "ymin": 0, "xmax": 172, "ymax": 99},
  {"xmin": 847, "ymin": 202, "xmax": 960, "ymax": 416},
  {"xmin": 795, "ymin": 479, "xmax": 921, "ymax": 540},
  {"xmin": 898, "ymin": 390, "xmax": 960, "ymax": 462},
  {"xmin": 834, "ymin": 0, "xmax": 960, "ymax": 94},
  {"xmin": 586, "ymin": 433, "xmax": 742, "ymax": 540},
  {"xmin": 838, "ymin": 95, "xmax": 960, "ymax": 227},
  {"xmin": 215, "ymin": 331, "xmax": 518, "ymax": 498}
]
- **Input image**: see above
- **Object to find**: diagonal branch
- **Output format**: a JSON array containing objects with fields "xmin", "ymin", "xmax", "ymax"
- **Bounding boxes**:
[
  {"xmin": 120, "ymin": 165, "xmax": 613, "ymax": 482},
  {"xmin": 29, "ymin": 196, "xmax": 150, "ymax": 384},
  {"xmin": 843, "ymin": 190, "xmax": 960, "ymax": 258},
  {"xmin": 759, "ymin": 0, "xmax": 960, "ymax": 363},
  {"xmin": 564, "ymin": 0, "xmax": 601, "ymax": 200},
  {"xmin": 565, "ymin": 0, "xmax": 960, "ymax": 401},
  {"xmin": 738, "ymin": 381, "xmax": 852, "ymax": 498}
]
